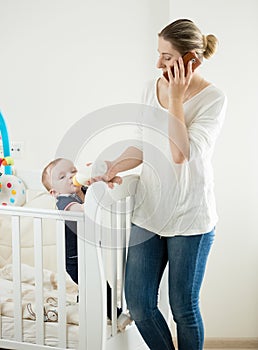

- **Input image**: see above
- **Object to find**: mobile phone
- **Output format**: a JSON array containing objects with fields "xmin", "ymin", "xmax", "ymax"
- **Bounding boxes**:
[{"xmin": 163, "ymin": 52, "xmax": 201, "ymax": 81}]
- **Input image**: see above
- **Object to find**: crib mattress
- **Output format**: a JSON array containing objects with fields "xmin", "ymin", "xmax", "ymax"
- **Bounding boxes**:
[
  {"xmin": 1, "ymin": 309, "xmax": 116, "ymax": 349},
  {"xmin": 1, "ymin": 315, "xmax": 79, "ymax": 348}
]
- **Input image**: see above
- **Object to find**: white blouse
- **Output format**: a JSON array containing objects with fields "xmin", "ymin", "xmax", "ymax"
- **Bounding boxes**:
[{"xmin": 132, "ymin": 79, "xmax": 227, "ymax": 236}]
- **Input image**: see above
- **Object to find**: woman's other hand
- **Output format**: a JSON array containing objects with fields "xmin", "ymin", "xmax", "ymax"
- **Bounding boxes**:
[{"xmin": 89, "ymin": 160, "xmax": 122, "ymax": 189}]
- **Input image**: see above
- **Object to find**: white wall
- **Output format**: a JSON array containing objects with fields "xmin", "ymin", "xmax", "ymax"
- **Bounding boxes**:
[
  {"xmin": 170, "ymin": 0, "xmax": 258, "ymax": 338},
  {"xmin": 0, "ymin": 0, "xmax": 257, "ymax": 340},
  {"xmin": 0, "ymin": 0, "xmax": 168, "ymax": 169}
]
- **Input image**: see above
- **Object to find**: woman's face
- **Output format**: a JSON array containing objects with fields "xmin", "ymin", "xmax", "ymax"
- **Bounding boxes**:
[{"xmin": 156, "ymin": 37, "xmax": 181, "ymax": 75}]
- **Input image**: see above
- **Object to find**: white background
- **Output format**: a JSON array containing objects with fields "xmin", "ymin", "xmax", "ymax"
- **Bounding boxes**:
[{"xmin": 0, "ymin": 0, "xmax": 257, "ymax": 339}]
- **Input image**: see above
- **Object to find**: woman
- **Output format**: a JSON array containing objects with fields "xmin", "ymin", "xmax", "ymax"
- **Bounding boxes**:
[{"xmin": 100, "ymin": 19, "xmax": 227, "ymax": 350}]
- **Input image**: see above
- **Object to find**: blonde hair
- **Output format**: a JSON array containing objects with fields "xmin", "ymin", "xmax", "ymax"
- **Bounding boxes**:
[
  {"xmin": 41, "ymin": 158, "xmax": 63, "ymax": 191},
  {"xmin": 158, "ymin": 19, "xmax": 218, "ymax": 60}
]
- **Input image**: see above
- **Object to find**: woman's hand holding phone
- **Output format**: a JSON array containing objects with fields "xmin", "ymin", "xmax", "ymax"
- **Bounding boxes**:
[
  {"xmin": 163, "ymin": 52, "xmax": 201, "ymax": 81},
  {"xmin": 163, "ymin": 52, "xmax": 201, "ymax": 102},
  {"xmin": 164, "ymin": 56, "xmax": 192, "ymax": 103}
]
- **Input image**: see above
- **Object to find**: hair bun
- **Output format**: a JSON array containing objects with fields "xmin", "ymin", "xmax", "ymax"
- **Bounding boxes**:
[
  {"xmin": 203, "ymin": 34, "xmax": 218, "ymax": 59},
  {"xmin": 202, "ymin": 35, "xmax": 208, "ymax": 50}
]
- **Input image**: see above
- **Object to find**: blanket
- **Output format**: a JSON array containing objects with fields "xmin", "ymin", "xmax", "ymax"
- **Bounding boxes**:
[{"xmin": 0, "ymin": 263, "xmax": 79, "ymax": 325}]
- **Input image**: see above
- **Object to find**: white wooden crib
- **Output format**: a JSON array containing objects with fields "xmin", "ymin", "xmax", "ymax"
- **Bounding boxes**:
[{"xmin": 0, "ymin": 173, "xmax": 164, "ymax": 350}]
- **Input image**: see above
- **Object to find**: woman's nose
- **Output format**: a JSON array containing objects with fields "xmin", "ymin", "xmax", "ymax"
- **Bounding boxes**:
[{"xmin": 156, "ymin": 57, "xmax": 164, "ymax": 69}]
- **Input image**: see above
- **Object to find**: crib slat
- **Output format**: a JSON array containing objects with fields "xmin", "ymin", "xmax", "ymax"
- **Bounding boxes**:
[
  {"xmin": 33, "ymin": 217, "xmax": 44, "ymax": 345},
  {"xmin": 83, "ymin": 182, "xmax": 111, "ymax": 350},
  {"xmin": 111, "ymin": 203, "xmax": 118, "ymax": 336},
  {"xmin": 77, "ymin": 217, "xmax": 87, "ymax": 350},
  {"xmin": 56, "ymin": 219, "xmax": 67, "ymax": 349},
  {"xmin": 11, "ymin": 215, "xmax": 23, "ymax": 342},
  {"xmin": 119, "ymin": 198, "xmax": 127, "ymax": 311},
  {"xmin": 0, "ymin": 301, "xmax": 2, "ymax": 338}
]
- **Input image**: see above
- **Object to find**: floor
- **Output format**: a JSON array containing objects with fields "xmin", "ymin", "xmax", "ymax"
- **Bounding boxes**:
[
  {"xmin": 2, "ymin": 345, "xmax": 256, "ymax": 349},
  {"xmin": 1, "ymin": 348, "xmax": 256, "ymax": 350}
]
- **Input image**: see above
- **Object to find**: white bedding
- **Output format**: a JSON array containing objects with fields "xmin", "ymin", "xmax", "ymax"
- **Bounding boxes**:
[
  {"xmin": 0, "ymin": 263, "xmax": 115, "ymax": 348},
  {"xmin": 0, "ymin": 263, "xmax": 79, "ymax": 325}
]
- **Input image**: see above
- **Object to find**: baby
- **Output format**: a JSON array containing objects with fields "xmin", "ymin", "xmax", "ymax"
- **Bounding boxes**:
[
  {"xmin": 41, "ymin": 158, "xmax": 131, "ymax": 331},
  {"xmin": 42, "ymin": 158, "xmax": 85, "ymax": 283}
]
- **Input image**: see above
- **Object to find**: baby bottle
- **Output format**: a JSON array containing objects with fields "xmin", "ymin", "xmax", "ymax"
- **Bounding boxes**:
[{"xmin": 72, "ymin": 160, "xmax": 107, "ymax": 187}]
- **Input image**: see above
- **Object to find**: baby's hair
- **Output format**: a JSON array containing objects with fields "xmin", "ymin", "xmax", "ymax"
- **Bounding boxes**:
[
  {"xmin": 41, "ymin": 158, "xmax": 64, "ymax": 191},
  {"xmin": 158, "ymin": 18, "xmax": 218, "ymax": 60}
]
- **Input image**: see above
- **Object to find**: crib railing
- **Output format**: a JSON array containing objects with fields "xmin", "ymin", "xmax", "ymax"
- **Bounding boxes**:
[
  {"xmin": 82, "ymin": 175, "xmax": 139, "ymax": 349},
  {"xmin": 0, "ymin": 174, "xmax": 140, "ymax": 350},
  {"xmin": 0, "ymin": 206, "xmax": 85, "ymax": 350}
]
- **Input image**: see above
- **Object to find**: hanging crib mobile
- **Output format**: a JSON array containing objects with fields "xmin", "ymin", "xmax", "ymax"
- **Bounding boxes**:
[{"xmin": 0, "ymin": 111, "xmax": 26, "ymax": 206}]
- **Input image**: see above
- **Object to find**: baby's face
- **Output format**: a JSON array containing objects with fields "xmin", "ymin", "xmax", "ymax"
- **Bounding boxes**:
[{"xmin": 49, "ymin": 159, "xmax": 79, "ymax": 196}]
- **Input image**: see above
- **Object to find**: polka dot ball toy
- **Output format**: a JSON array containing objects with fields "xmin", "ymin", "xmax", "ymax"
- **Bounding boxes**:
[{"xmin": 0, "ymin": 174, "xmax": 26, "ymax": 206}]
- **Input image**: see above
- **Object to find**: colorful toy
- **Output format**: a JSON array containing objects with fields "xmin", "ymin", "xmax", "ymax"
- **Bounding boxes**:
[{"xmin": 0, "ymin": 111, "xmax": 26, "ymax": 206}]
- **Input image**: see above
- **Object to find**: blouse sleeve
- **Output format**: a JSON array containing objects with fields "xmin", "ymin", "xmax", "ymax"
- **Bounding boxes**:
[{"xmin": 188, "ymin": 93, "xmax": 227, "ymax": 161}]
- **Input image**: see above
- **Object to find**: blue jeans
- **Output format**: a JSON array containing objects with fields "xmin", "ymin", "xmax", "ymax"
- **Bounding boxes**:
[{"xmin": 125, "ymin": 224, "xmax": 215, "ymax": 350}]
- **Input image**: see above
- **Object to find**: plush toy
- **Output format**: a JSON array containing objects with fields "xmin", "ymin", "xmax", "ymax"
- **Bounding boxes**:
[
  {"xmin": 0, "ymin": 111, "xmax": 26, "ymax": 206},
  {"xmin": 26, "ymin": 302, "xmax": 58, "ymax": 322}
]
